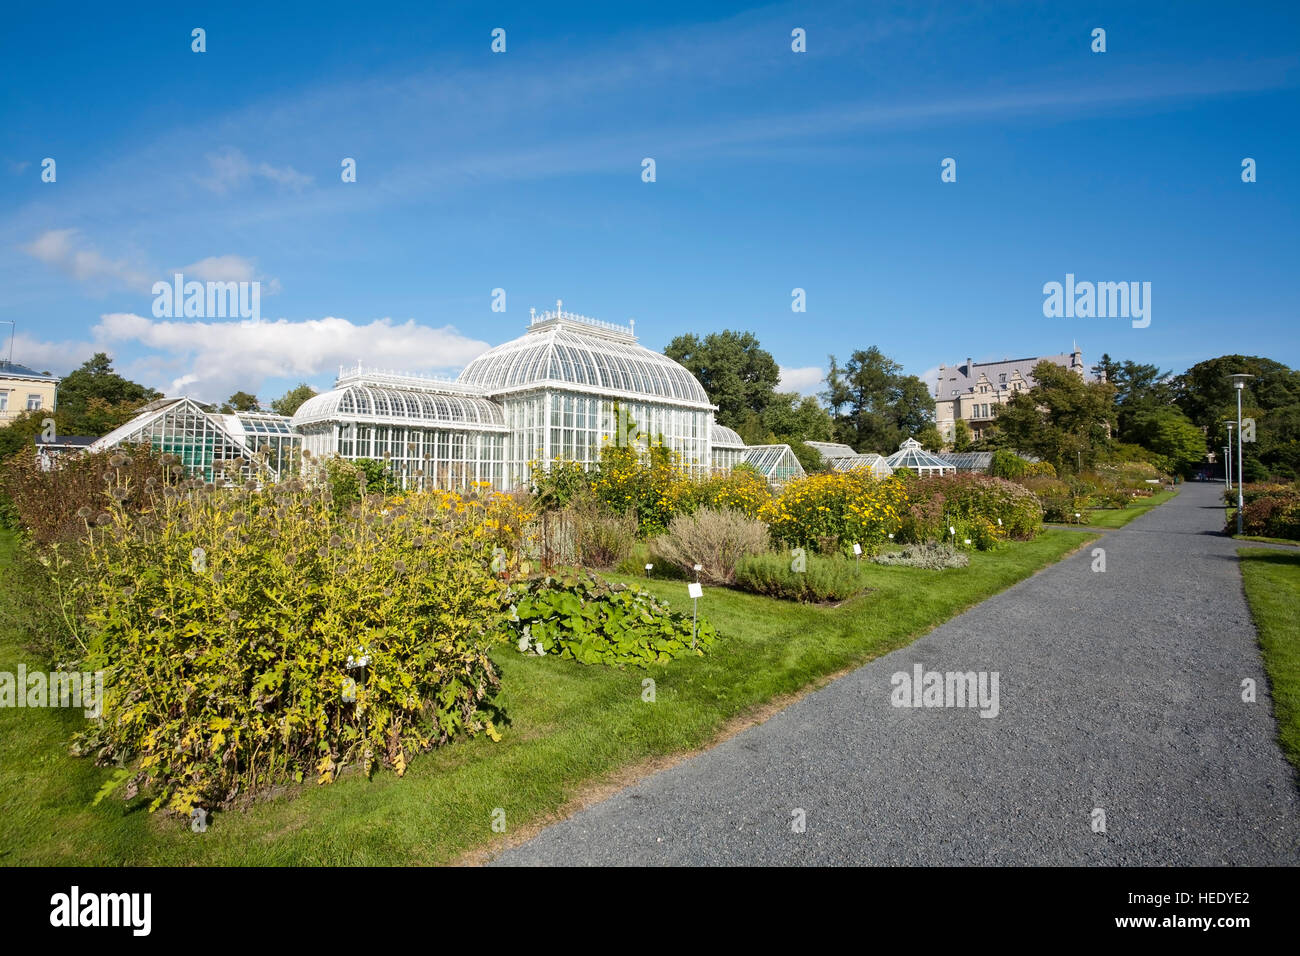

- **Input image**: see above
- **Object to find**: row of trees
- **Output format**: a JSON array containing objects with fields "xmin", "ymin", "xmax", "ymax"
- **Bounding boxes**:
[
  {"xmin": 665, "ymin": 332, "xmax": 936, "ymax": 470},
  {"xmin": 976, "ymin": 353, "xmax": 1300, "ymax": 479},
  {"xmin": 7, "ymin": 342, "xmax": 1296, "ymax": 481},
  {"xmin": 666, "ymin": 331, "xmax": 1298, "ymax": 480}
]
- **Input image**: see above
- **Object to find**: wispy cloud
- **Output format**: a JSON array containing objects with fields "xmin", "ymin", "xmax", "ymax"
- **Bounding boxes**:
[
  {"xmin": 196, "ymin": 147, "xmax": 314, "ymax": 194},
  {"xmin": 22, "ymin": 228, "xmax": 151, "ymax": 291},
  {"xmin": 174, "ymin": 254, "xmax": 280, "ymax": 293}
]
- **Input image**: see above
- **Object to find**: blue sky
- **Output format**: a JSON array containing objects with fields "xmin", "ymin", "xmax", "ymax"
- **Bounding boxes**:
[{"xmin": 2, "ymin": 0, "xmax": 1297, "ymax": 404}]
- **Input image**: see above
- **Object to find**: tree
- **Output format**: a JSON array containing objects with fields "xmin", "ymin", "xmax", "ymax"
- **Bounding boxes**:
[
  {"xmin": 1174, "ymin": 354, "xmax": 1298, "ymax": 430},
  {"xmin": 664, "ymin": 330, "xmax": 780, "ymax": 428},
  {"xmin": 788, "ymin": 440, "xmax": 825, "ymax": 474},
  {"xmin": 54, "ymin": 352, "xmax": 162, "ymax": 435},
  {"xmin": 0, "ymin": 410, "xmax": 52, "ymax": 462},
  {"xmin": 759, "ymin": 392, "xmax": 835, "ymax": 443},
  {"xmin": 271, "ymin": 383, "xmax": 318, "ymax": 417},
  {"xmin": 1127, "ymin": 408, "xmax": 1208, "ymax": 476},
  {"xmin": 821, "ymin": 354, "xmax": 850, "ymax": 419},
  {"xmin": 220, "ymin": 391, "xmax": 260, "ymax": 413},
  {"xmin": 1091, "ymin": 353, "xmax": 1121, "ymax": 385},
  {"xmin": 1105, "ymin": 359, "xmax": 1174, "ymax": 443},
  {"xmin": 951, "ymin": 418, "xmax": 973, "ymax": 452},
  {"xmin": 1173, "ymin": 354, "xmax": 1300, "ymax": 480},
  {"xmin": 916, "ymin": 424, "xmax": 945, "ymax": 452},
  {"xmin": 993, "ymin": 361, "xmax": 1116, "ymax": 474},
  {"xmin": 823, "ymin": 347, "xmax": 935, "ymax": 452}
]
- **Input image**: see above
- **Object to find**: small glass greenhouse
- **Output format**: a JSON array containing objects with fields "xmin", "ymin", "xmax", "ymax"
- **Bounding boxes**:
[
  {"xmin": 937, "ymin": 452, "xmax": 993, "ymax": 473},
  {"xmin": 743, "ymin": 444, "xmax": 806, "ymax": 484},
  {"xmin": 805, "ymin": 440, "xmax": 893, "ymax": 477},
  {"xmin": 87, "ymin": 397, "xmax": 299, "ymax": 482},
  {"xmin": 827, "ymin": 453, "xmax": 893, "ymax": 477},
  {"xmin": 884, "ymin": 438, "xmax": 956, "ymax": 477},
  {"xmin": 804, "ymin": 441, "xmax": 859, "ymax": 459}
]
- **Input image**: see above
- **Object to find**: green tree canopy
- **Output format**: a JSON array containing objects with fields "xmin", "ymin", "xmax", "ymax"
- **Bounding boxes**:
[
  {"xmin": 1173, "ymin": 354, "xmax": 1300, "ymax": 480},
  {"xmin": 992, "ymin": 361, "xmax": 1115, "ymax": 474},
  {"xmin": 951, "ymin": 417, "xmax": 973, "ymax": 452},
  {"xmin": 220, "ymin": 391, "xmax": 260, "ymax": 413},
  {"xmin": 822, "ymin": 347, "xmax": 935, "ymax": 453},
  {"xmin": 758, "ymin": 391, "xmax": 835, "ymax": 443},
  {"xmin": 1127, "ymin": 408, "xmax": 1209, "ymax": 476},
  {"xmin": 270, "ymin": 383, "xmax": 318, "ymax": 417},
  {"xmin": 665, "ymin": 330, "xmax": 780, "ymax": 428},
  {"xmin": 55, "ymin": 352, "xmax": 162, "ymax": 434}
]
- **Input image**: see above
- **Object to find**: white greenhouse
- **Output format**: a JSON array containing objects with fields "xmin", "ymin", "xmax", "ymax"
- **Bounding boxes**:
[
  {"xmin": 883, "ymin": 437, "xmax": 956, "ymax": 477},
  {"xmin": 805, "ymin": 441, "xmax": 894, "ymax": 478},
  {"xmin": 87, "ymin": 397, "xmax": 301, "ymax": 483},
  {"xmin": 289, "ymin": 306, "xmax": 718, "ymax": 490},
  {"xmin": 743, "ymin": 444, "xmax": 806, "ymax": 484},
  {"xmin": 79, "ymin": 305, "xmax": 854, "ymax": 492},
  {"xmin": 710, "ymin": 424, "xmax": 748, "ymax": 472}
]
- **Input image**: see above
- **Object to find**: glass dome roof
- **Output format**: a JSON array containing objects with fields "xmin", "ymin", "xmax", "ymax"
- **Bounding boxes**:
[
  {"xmin": 883, "ymin": 438, "xmax": 955, "ymax": 474},
  {"xmin": 457, "ymin": 311, "xmax": 712, "ymax": 407},
  {"xmin": 711, "ymin": 424, "xmax": 745, "ymax": 447},
  {"xmin": 292, "ymin": 384, "xmax": 507, "ymax": 430}
]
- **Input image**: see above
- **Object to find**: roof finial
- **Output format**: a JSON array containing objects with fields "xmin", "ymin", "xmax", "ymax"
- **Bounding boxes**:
[
  {"xmin": 556, "ymin": 299, "xmax": 563, "ymax": 318},
  {"xmin": 628, "ymin": 318, "xmax": 635, "ymax": 337}
]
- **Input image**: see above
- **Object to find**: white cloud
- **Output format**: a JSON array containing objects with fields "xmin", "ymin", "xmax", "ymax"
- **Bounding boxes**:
[
  {"xmin": 255, "ymin": 161, "xmax": 313, "ymax": 190},
  {"xmin": 197, "ymin": 147, "xmax": 313, "ymax": 193},
  {"xmin": 176, "ymin": 255, "xmax": 259, "ymax": 283},
  {"xmin": 90, "ymin": 312, "xmax": 490, "ymax": 402},
  {"xmin": 22, "ymin": 229, "xmax": 151, "ymax": 291},
  {"xmin": 6, "ymin": 332, "xmax": 102, "ymax": 375},
  {"xmin": 173, "ymin": 255, "xmax": 281, "ymax": 295},
  {"xmin": 778, "ymin": 365, "xmax": 824, "ymax": 394}
]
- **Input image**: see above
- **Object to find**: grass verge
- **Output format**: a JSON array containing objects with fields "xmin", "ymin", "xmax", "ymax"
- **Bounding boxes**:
[
  {"xmin": 1238, "ymin": 547, "xmax": 1300, "ymax": 773},
  {"xmin": 1083, "ymin": 489, "xmax": 1178, "ymax": 528},
  {"xmin": 0, "ymin": 526, "xmax": 1092, "ymax": 865}
]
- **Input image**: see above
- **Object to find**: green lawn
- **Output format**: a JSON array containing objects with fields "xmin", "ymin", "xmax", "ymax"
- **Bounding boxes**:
[
  {"xmin": 1235, "ymin": 534, "xmax": 1300, "ymax": 547},
  {"xmin": 0, "ymin": 527, "xmax": 1093, "ymax": 866},
  {"xmin": 1239, "ymin": 547, "xmax": 1300, "ymax": 773},
  {"xmin": 1082, "ymin": 489, "xmax": 1178, "ymax": 529}
]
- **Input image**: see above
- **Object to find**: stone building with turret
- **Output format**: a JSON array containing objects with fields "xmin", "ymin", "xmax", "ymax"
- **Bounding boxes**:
[{"xmin": 933, "ymin": 346, "xmax": 1092, "ymax": 443}]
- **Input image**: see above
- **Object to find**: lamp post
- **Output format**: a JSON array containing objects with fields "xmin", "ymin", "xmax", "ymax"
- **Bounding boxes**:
[
  {"xmin": 1223, "ymin": 421, "xmax": 1234, "ymax": 491},
  {"xmin": 1229, "ymin": 374, "xmax": 1255, "ymax": 535},
  {"xmin": 1222, "ymin": 447, "xmax": 1229, "ymax": 491}
]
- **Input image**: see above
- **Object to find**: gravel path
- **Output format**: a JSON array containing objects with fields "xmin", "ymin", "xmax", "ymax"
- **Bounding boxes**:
[{"xmin": 493, "ymin": 483, "xmax": 1300, "ymax": 865}]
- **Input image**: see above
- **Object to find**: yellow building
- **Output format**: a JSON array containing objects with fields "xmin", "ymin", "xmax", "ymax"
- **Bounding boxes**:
[{"xmin": 0, "ymin": 361, "xmax": 59, "ymax": 426}]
